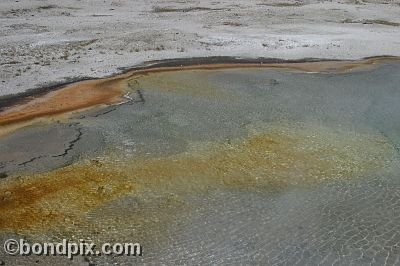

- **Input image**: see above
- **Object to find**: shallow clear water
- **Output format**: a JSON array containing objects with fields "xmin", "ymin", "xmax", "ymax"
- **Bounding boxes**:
[{"xmin": 0, "ymin": 63, "xmax": 400, "ymax": 265}]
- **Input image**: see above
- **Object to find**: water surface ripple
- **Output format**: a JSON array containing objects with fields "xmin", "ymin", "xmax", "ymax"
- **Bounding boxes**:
[{"xmin": 0, "ymin": 62, "xmax": 400, "ymax": 265}]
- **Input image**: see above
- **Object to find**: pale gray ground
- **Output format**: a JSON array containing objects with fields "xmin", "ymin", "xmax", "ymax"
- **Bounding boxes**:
[
  {"xmin": 0, "ymin": 63, "xmax": 400, "ymax": 265},
  {"xmin": 1, "ymin": 0, "xmax": 400, "ymax": 96}
]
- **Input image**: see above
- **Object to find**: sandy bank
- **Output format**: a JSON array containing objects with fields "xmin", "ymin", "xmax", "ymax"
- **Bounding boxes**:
[{"xmin": 1, "ymin": 0, "xmax": 400, "ymax": 97}]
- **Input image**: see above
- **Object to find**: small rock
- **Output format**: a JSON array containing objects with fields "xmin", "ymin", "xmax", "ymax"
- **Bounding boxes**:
[
  {"xmin": 269, "ymin": 79, "xmax": 279, "ymax": 86},
  {"xmin": 3, "ymin": 191, "xmax": 12, "ymax": 201}
]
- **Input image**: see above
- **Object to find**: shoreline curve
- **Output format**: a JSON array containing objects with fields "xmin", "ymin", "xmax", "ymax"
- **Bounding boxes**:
[{"xmin": 0, "ymin": 55, "xmax": 398, "ymax": 132}]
